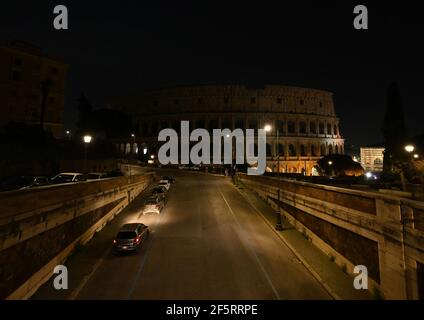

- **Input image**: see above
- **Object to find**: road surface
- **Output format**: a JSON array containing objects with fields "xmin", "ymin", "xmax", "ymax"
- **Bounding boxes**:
[{"xmin": 33, "ymin": 170, "xmax": 331, "ymax": 300}]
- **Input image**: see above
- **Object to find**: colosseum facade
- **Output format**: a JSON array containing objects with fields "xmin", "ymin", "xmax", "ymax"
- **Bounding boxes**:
[{"xmin": 109, "ymin": 84, "xmax": 344, "ymax": 175}]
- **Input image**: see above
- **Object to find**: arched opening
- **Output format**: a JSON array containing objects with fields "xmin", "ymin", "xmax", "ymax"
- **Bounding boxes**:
[
  {"xmin": 288, "ymin": 121, "xmax": 295, "ymax": 134},
  {"xmin": 328, "ymin": 145, "xmax": 333, "ymax": 155},
  {"xmin": 266, "ymin": 143, "xmax": 272, "ymax": 157},
  {"xmin": 277, "ymin": 143, "xmax": 284, "ymax": 156},
  {"xmin": 310, "ymin": 122, "xmax": 316, "ymax": 134},
  {"xmin": 289, "ymin": 144, "xmax": 296, "ymax": 156},
  {"xmin": 299, "ymin": 122, "xmax": 307, "ymax": 134},
  {"xmin": 311, "ymin": 144, "xmax": 317, "ymax": 156},
  {"xmin": 300, "ymin": 145, "xmax": 306, "ymax": 156},
  {"xmin": 319, "ymin": 123, "xmax": 325, "ymax": 134},
  {"xmin": 321, "ymin": 144, "xmax": 326, "ymax": 156},
  {"xmin": 327, "ymin": 124, "xmax": 332, "ymax": 135}
]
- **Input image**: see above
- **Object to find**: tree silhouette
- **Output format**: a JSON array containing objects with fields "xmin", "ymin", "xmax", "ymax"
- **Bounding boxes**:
[{"xmin": 382, "ymin": 82, "xmax": 407, "ymax": 173}]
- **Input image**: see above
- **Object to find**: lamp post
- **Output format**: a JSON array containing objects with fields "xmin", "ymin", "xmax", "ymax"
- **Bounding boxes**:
[
  {"xmin": 265, "ymin": 124, "xmax": 283, "ymax": 231},
  {"xmin": 83, "ymin": 135, "xmax": 92, "ymax": 173},
  {"xmin": 401, "ymin": 144, "xmax": 415, "ymax": 191}
]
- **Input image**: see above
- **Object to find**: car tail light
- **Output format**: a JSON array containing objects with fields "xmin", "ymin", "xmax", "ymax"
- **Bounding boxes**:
[{"xmin": 134, "ymin": 237, "xmax": 140, "ymax": 244}]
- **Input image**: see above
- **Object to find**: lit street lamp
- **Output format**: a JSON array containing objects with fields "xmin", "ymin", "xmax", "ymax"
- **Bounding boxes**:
[
  {"xmin": 83, "ymin": 135, "xmax": 92, "ymax": 172},
  {"xmin": 265, "ymin": 124, "xmax": 283, "ymax": 231},
  {"xmin": 405, "ymin": 145, "xmax": 415, "ymax": 153},
  {"xmin": 414, "ymin": 154, "xmax": 419, "ymax": 159}
]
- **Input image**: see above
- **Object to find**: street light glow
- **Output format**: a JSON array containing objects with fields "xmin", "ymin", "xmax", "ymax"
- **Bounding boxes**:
[
  {"xmin": 66, "ymin": 130, "xmax": 70, "ymax": 135},
  {"xmin": 365, "ymin": 172, "xmax": 373, "ymax": 179},
  {"xmin": 328, "ymin": 161, "xmax": 333, "ymax": 165},
  {"xmin": 150, "ymin": 155, "xmax": 155, "ymax": 159},
  {"xmin": 405, "ymin": 145, "xmax": 415, "ymax": 153},
  {"xmin": 131, "ymin": 133, "xmax": 135, "ymax": 138},
  {"xmin": 143, "ymin": 148, "xmax": 148, "ymax": 155},
  {"xmin": 414, "ymin": 154, "xmax": 419, "ymax": 159},
  {"xmin": 83, "ymin": 135, "xmax": 92, "ymax": 144},
  {"xmin": 264, "ymin": 125, "xmax": 272, "ymax": 132}
]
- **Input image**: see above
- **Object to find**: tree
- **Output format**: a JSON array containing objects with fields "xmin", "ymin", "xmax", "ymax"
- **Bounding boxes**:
[
  {"xmin": 76, "ymin": 94, "xmax": 93, "ymax": 130},
  {"xmin": 315, "ymin": 154, "xmax": 364, "ymax": 177},
  {"xmin": 382, "ymin": 82, "xmax": 408, "ymax": 173}
]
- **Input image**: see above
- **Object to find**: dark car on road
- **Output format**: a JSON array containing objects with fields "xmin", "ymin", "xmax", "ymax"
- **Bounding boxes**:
[
  {"xmin": 151, "ymin": 185, "xmax": 167, "ymax": 196},
  {"xmin": 113, "ymin": 223, "xmax": 149, "ymax": 253},
  {"xmin": 162, "ymin": 176, "xmax": 175, "ymax": 184},
  {"xmin": 0, "ymin": 175, "xmax": 49, "ymax": 192}
]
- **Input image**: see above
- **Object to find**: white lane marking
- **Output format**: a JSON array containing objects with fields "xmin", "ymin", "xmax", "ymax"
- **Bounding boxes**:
[
  {"xmin": 67, "ymin": 246, "xmax": 109, "ymax": 300},
  {"xmin": 219, "ymin": 190, "xmax": 281, "ymax": 300}
]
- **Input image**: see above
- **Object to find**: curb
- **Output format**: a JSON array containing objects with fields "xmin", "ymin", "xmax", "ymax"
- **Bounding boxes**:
[{"xmin": 231, "ymin": 182, "xmax": 342, "ymax": 300}]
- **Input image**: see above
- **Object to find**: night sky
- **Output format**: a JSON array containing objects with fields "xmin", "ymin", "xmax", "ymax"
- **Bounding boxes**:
[{"xmin": 1, "ymin": 1, "xmax": 423, "ymax": 146}]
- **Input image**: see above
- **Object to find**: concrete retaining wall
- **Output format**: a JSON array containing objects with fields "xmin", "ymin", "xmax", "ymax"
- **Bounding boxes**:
[
  {"xmin": 238, "ymin": 174, "xmax": 424, "ymax": 300},
  {"xmin": 0, "ymin": 173, "xmax": 154, "ymax": 299}
]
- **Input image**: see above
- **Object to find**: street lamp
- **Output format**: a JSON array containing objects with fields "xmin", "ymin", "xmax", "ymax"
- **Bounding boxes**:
[
  {"xmin": 83, "ymin": 135, "xmax": 92, "ymax": 172},
  {"xmin": 264, "ymin": 124, "xmax": 283, "ymax": 231},
  {"xmin": 413, "ymin": 154, "xmax": 419, "ymax": 159},
  {"xmin": 405, "ymin": 145, "xmax": 415, "ymax": 153}
]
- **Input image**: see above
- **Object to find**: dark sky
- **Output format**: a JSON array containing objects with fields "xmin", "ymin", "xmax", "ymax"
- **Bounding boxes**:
[{"xmin": 1, "ymin": 1, "xmax": 423, "ymax": 146}]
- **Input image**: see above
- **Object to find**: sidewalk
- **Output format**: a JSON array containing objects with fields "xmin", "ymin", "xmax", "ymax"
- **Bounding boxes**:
[{"xmin": 233, "ymin": 180, "xmax": 372, "ymax": 300}]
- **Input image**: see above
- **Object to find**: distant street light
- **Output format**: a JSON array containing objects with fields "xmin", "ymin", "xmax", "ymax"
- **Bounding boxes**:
[
  {"xmin": 405, "ymin": 145, "xmax": 415, "ymax": 153},
  {"xmin": 264, "ymin": 124, "xmax": 272, "ymax": 132},
  {"xmin": 413, "ymin": 154, "xmax": 419, "ymax": 159},
  {"xmin": 328, "ymin": 161, "xmax": 333, "ymax": 165},
  {"xmin": 150, "ymin": 155, "xmax": 155, "ymax": 159},
  {"xmin": 143, "ymin": 148, "xmax": 148, "ymax": 155},
  {"xmin": 83, "ymin": 135, "xmax": 92, "ymax": 172}
]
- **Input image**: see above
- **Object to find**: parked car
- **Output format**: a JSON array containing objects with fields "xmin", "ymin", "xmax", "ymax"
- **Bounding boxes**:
[
  {"xmin": 151, "ymin": 185, "xmax": 167, "ymax": 196},
  {"xmin": 0, "ymin": 175, "xmax": 49, "ymax": 192},
  {"xmin": 158, "ymin": 180, "xmax": 171, "ymax": 191},
  {"xmin": 50, "ymin": 173, "xmax": 86, "ymax": 184},
  {"xmin": 162, "ymin": 176, "xmax": 175, "ymax": 184},
  {"xmin": 113, "ymin": 223, "xmax": 149, "ymax": 253},
  {"xmin": 142, "ymin": 196, "xmax": 165, "ymax": 215},
  {"xmin": 86, "ymin": 172, "xmax": 108, "ymax": 180}
]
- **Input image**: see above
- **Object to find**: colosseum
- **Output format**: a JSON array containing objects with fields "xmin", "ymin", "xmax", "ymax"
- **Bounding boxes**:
[{"xmin": 109, "ymin": 84, "xmax": 344, "ymax": 175}]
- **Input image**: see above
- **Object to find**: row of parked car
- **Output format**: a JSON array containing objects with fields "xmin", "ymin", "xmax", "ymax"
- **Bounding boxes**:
[
  {"xmin": 112, "ymin": 176, "xmax": 175, "ymax": 253},
  {"xmin": 0, "ymin": 171, "xmax": 124, "ymax": 192}
]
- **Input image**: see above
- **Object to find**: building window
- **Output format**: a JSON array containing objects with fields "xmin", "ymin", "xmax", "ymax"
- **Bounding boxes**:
[
  {"xmin": 250, "ymin": 97, "xmax": 256, "ymax": 104},
  {"xmin": 327, "ymin": 124, "xmax": 332, "ymax": 135},
  {"xmin": 300, "ymin": 99, "xmax": 304, "ymax": 105},
  {"xmin": 321, "ymin": 144, "xmax": 326, "ymax": 156},
  {"xmin": 319, "ymin": 101, "xmax": 323, "ymax": 108},
  {"xmin": 224, "ymin": 97, "xmax": 229, "ymax": 104},
  {"xmin": 278, "ymin": 144, "xmax": 284, "ymax": 156},
  {"xmin": 299, "ymin": 122, "xmax": 306, "ymax": 134},
  {"xmin": 335, "ymin": 145, "xmax": 339, "ymax": 154},
  {"xmin": 300, "ymin": 145, "xmax": 306, "ymax": 156},
  {"xmin": 328, "ymin": 145, "xmax": 333, "ymax": 155},
  {"xmin": 319, "ymin": 123, "xmax": 325, "ymax": 134},
  {"xmin": 310, "ymin": 122, "xmax": 316, "ymax": 134},
  {"xmin": 276, "ymin": 120, "xmax": 284, "ymax": 133},
  {"xmin": 311, "ymin": 145, "xmax": 317, "ymax": 156},
  {"xmin": 287, "ymin": 121, "xmax": 295, "ymax": 134},
  {"xmin": 277, "ymin": 98, "xmax": 282, "ymax": 104},
  {"xmin": 289, "ymin": 144, "xmax": 296, "ymax": 156},
  {"xmin": 266, "ymin": 144, "xmax": 272, "ymax": 157},
  {"xmin": 174, "ymin": 99, "xmax": 179, "ymax": 105},
  {"xmin": 334, "ymin": 124, "xmax": 338, "ymax": 136}
]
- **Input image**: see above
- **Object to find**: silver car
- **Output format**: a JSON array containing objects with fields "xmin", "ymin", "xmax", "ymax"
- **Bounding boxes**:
[
  {"xmin": 142, "ymin": 196, "xmax": 164, "ymax": 215},
  {"xmin": 113, "ymin": 223, "xmax": 149, "ymax": 253}
]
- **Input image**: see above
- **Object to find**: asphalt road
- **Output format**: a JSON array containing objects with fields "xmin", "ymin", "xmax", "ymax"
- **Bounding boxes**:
[{"xmin": 33, "ymin": 170, "xmax": 331, "ymax": 300}]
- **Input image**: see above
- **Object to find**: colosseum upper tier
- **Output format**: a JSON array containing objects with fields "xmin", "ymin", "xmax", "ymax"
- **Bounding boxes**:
[{"xmin": 109, "ymin": 84, "xmax": 344, "ymax": 175}]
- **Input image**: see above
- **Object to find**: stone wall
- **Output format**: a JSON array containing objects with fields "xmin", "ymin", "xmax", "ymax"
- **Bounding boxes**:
[
  {"xmin": 0, "ymin": 173, "xmax": 154, "ymax": 299},
  {"xmin": 238, "ymin": 174, "xmax": 424, "ymax": 300}
]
